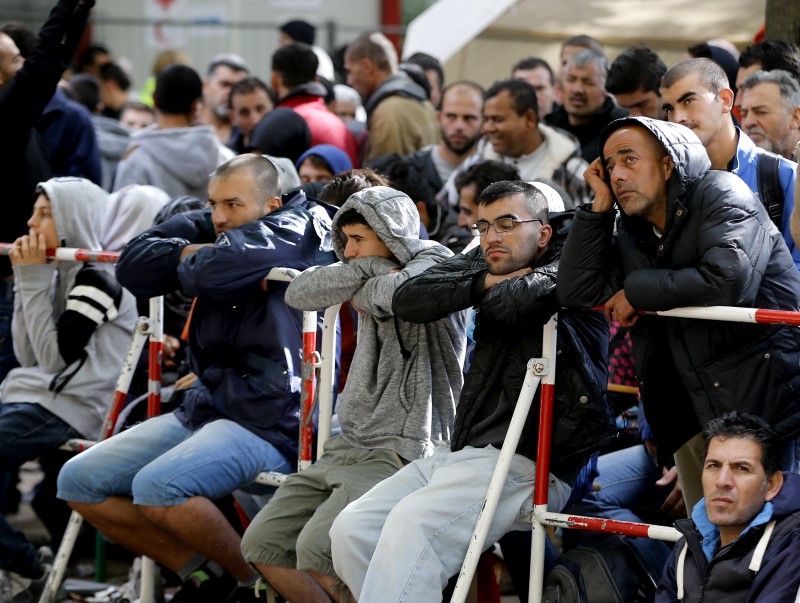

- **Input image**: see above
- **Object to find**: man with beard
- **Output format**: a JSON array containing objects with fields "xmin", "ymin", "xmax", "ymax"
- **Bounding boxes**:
[
  {"xmin": 480, "ymin": 79, "xmax": 591, "ymax": 205},
  {"xmin": 397, "ymin": 81, "xmax": 484, "ymax": 199}
]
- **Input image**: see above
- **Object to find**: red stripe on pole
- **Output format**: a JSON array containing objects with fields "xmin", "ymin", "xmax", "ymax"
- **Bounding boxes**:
[
  {"xmin": 148, "ymin": 341, "xmax": 162, "ymax": 418},
  {"xmin": 754, "ymin": 308, "xmax": 800, "ymax": 326},
  {"xmin": 102, "ymin": 390, "xmax": 129, "ymax": 439},
  {"xmin": 534, "ymin": 382, "xmax": 555, "ymax": 506},
  {"xmin": 300, "ymin": 329, "xmax": 317, "ymax": 466},
  {"xmin": 559, "ymin": 515, "xmax": 655, "ymax": 538}
]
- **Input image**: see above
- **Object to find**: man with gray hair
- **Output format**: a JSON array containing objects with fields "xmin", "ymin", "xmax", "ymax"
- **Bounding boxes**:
[
  {"xmin": 200, "ymin": 53, "xmax": 250, "ymax": 144},
  {"xmin": 344, "ymin": 32, "xmax": 438, "ymax": 162},
  {"xmin": 545, "ymin": 48, "xmax": 628, "ymax": 162},
  {"xmin": 740, "ymin": 69, "xmax": 800, "ymax": 161}
]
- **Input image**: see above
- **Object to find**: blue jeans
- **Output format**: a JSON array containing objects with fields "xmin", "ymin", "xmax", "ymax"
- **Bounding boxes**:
[
  {"xmin": 0, "ymin": 402, "xmax": 80, "ymax": 577},
  {"xmin": 565, "ymin": 445, "xmax": 671, "ymax": 579},
  {"xmin": 330, "ymin": 446, "xmax": 571, "ymax": 603},
  {"xmin": 57, "ymin": 412, "xmax": 291, "ymax": 507}
]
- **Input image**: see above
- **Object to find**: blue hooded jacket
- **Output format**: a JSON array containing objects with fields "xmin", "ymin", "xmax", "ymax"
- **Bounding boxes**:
[{"xmin": 116, "ymin": 190, "xmax": 337, "ymax": 463}]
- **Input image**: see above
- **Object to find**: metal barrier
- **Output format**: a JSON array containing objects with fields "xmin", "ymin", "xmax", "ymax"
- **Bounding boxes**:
[
  {"xmin": 35, "ymin": 261, "xmax": 339, "ymax": 602},
  {"xmin": 452, "ymin": 305, "xmax": 800, "ymax": 603}
]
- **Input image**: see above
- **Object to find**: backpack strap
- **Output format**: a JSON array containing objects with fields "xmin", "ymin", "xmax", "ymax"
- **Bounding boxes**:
[
  {"xmin": 749, "ymin": 519, "xmax": 777, "ymax": 572},
  {"xmin": 757, "ymin": 152, "xmax": 784, "ymax": 228},
  {"xmin": 676, "ymin": 542, "xmax": 688, "ymax": 600}
]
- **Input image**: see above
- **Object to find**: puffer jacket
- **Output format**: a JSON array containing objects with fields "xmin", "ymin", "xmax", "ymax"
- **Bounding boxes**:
[
  {"xmin": 116, "ymin": 190, "xmax": 337, "ymax": 463},
  {"xmin": 393, "ymin": 211, "xmax": 615, "ymax": 478},
  {"xmin": 557, "ymin": 117, "xmax": 800, "ymax": 464},
  {"xmin": 656, "ymin": 472, "xmax": 800, "ymax": 603}
]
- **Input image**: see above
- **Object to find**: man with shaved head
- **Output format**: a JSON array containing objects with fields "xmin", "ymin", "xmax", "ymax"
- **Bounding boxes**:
[
  {"xmin": 344, "ymin": 32, "xmax": 438, "ymax": 161},
  {"xmin": 558, "ymin": 116, "xmax": 800, "ymax": 511}
]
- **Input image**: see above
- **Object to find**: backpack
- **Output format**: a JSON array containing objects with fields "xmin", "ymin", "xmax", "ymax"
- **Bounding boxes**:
[
  {"xmin": 542, "ymin": 534, "xmax": 658, "ymax": 603},
  {"xmin": 756, "ymin": 151, "xmax": 784, "ymax": 229}
]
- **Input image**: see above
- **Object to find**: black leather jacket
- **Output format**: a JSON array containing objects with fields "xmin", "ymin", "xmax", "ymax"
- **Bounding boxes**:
[{"xmin": 393, "ymin": 212, "xmax": 615, "ymax": 477}]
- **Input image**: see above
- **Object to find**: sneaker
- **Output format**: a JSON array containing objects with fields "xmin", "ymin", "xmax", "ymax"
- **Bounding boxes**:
[{"xmin": 0, "ymin": 567, "xmax": 48, "ymax": 603}]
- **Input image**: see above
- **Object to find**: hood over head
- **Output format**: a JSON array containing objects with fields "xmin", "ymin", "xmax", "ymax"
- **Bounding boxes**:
[
  {"xmin": 332, "ymin": 185, "xmax": 423, "ymax": 264},
  {"xmin": 264, "ymin": 155, "xmax": 302, "ymax": 193},
  {"xmin": 130, "ymin": 125, "xmax": 220, "ymax": 191},
  {"xmin": 36, "ymin": 177, "xmax": 108, "ymax": 249},
  {"xmin": 598, "ymin": 116, "xmax": 711, "ymax": 205},
  {"xmin": 102, "ymin": 185, "xmax": 170, "ymax": 250},
  {"xmin": 296, "ymin": 144, "xmax": 353, "ymax": 175}
]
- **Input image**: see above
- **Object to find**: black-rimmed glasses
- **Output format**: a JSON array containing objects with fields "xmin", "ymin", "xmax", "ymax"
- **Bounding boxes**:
[{"xmin": 470, "ymin": 217, "xmax": 542, "ymax": 237}]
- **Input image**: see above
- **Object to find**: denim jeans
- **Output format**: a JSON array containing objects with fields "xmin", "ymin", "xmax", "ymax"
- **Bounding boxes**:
[
  {"xmin": 330, "ymin": 446, "xmax": 571, "ymax": 603},
  {"xmin": 565, "ymin": 445, "xmax": 672, "ymax": 578},
  {"xmin": 57, "ymin": 412, "xmax": 291, "ymax": 507},
  {"xmin": 0, "ymin": 402, "xmax": 80, "ymax": 577}
]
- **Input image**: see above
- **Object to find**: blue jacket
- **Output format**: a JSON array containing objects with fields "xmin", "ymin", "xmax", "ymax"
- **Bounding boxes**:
[
  {"xmin": 38, "ymin": 88, "xmax": 102, "ymax": 185},
  {"xmin": 657, "ymin": 472, "xmax": 800, "ymax": 603},
  {"xmin": 732, "ymin": 128, "xmax": 800, "ymax": 269},
  {"xmin": 116, "ymin": 191, "xmax": 337, "ymax": 463}
]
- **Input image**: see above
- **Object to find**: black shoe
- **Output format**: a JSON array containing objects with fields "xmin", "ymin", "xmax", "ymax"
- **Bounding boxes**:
[
  {"xmin": 224, "ymin": 581, "xmax": 271, "ymax": 603},
  {"xmin": 171, "ymin": 569, "xmax": 236, "ymax": 603}
]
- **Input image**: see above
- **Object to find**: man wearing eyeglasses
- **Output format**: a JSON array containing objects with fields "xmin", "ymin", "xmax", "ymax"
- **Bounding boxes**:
[{"xmin": 330, "ymin": 180, "xmax": 615, "ymax": 602}]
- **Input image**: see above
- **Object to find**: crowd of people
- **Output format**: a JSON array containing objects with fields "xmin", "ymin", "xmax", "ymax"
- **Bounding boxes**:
[{"xmin": 1, "ymin": 0, "xmax": 800, "ymax": 601}]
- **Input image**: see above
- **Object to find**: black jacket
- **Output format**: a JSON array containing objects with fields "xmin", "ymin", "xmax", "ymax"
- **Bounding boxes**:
[
  {"xmin": 545, "ymin": 97, "xmax": 628, "ymax": 163},
  {"xmin": 657, "ymin": 473, "xmax": 800, "ymax": 603},
  {"xmin": 0, "ymin": 0, "xmax": 93, "ymax": 277},
  {"xmin": 393, "ymin": 212, "xmax": 615, "ymax": 478},
  {"xmin": 557, "ymin": 117, "xmax": 800, "ymax": 464}
]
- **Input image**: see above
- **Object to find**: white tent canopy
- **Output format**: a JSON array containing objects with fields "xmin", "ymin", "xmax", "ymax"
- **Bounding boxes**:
[{"xmin": 404, "ymin": 0, "xmax": 766, "ymax": 86}]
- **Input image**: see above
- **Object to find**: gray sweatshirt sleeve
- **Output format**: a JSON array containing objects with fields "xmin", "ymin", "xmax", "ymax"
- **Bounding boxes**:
[
  {"xmin": 353, "ymin": 246, "xmax": 452, "ymax": 319},
  {"xmin": 12, "ymin": 264, "xmax": 66, "ymax": 373},
  {"xmin": 285, "ymin": 257, "xmax": 399, "ymax": 311}
]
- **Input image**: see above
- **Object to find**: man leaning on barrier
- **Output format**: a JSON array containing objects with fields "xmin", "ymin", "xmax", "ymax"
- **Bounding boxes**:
[
  {"xmin": 330, "ymin": 180, "xmax": 615, "ymax": 602},
  {"xmin": 557, "ymin": 116, "xmax": 800, "ymax": 513},
  {"xmin": 57, "ymin": 155, "xmax": 337, "ymax": 602}
]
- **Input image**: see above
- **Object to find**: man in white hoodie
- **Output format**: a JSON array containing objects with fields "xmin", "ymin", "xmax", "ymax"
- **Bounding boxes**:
[
  {"xmin": 0, "ymin": 177, "xmax": 136, "ymax": 601},
  {"xmin": 113, "ymin": 64, "xmax": 228, "ymax": 200}
]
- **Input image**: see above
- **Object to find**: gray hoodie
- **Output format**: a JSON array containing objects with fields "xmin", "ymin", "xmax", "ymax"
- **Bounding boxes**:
[
  {"xmin": 286, "ymin": 186, "xmax": 466, "ymax": 460},
  {"xmin": 3, "ymin": 177, "xmax": 137, "ymax": 438},
  {"xmin": 92, "ymin": 114, "xmax": 131, "ymax": 192},
  {"xmin": 113, "ymin": 125, "xmax": 221, "ymax": 200}
]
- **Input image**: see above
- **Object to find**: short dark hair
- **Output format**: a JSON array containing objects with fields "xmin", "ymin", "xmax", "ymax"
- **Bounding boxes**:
[
  {"xmin": 739, "ymin": 40, "xmax": 800, "ymax": 81},
  {"xmin": 272, "ymin": 43, "xmax": 319, "ymax": 88},
  {"xmin": 154, "ymin": 64, "xmax": 203, "ymax": 115},
  {"xmin": 455, "ymin": 160, "xmax": 521, "ymax": 197},
  {"xmin": 228, "ymin": 76, "xmax": 276, "ymax": 109},
  {"xmin": 511, "ymin": 57, "xmax": 554, "ymax": 85},
  {"xmin": 207, "ymin": 53, "xmax": 249, "ymax": 78},
  {"xmin": 384, "ymin": 158, "xmax": 437, "ymax": 213},
  {"xmin": 440, "ymin": 80, "xmax": 485, "ymax": 106},
  {"xmin": 78, "ymin": 44, "xmax": 110, "ymax": 71},
  {"xmin": 336, "ymin": 208, "xmax": 370, "ymax": 228},
  {"xmin": 213, "ymin": 154, "xmax": 281, "ymax": 203},
  {"xmin": 663, "ymin": 58, "xmax": 729, "ymax": 95},
  {"xmin": 399, "ymin": 62, "xmax": 431, "ymax": 99},
  {"xmin": 561, "ymin": 34, "xmax": 605, "ymax": 57},
  {"xmin": 121, "ymin": 100, "xmax": 154, "ymax": 117},
  {"xmin": 485, "ymin": 79, "xmax": 538, "ymax": 116},
  {"xmin": 68, "ymin": 74, "xmax": 101, "ymax": 113},
  {"xmin": 606, "ymin": 45, "xmax": 667, "ymax": 96},
  {"xmin": 703, "ymin": 411, "xmax": 782, "ymax": 476},
  {"xmin": 406, "ymin": 52, "xmax": 444, "ymax": 90},
  {"xmin": 99, "ymin": 62, "xmax": 131, "ymax": 91},
  {"xmin": 478, "ymin": 180, "xmax": 549, "ymax": 223},
  {"xmin": 319, "ymin": 168, "xmax": 389, "ymax": 206},
  {"xmin": 0, "ymin": 22, "xmax": 36, "ymax": 57},
  {"xmin": 345, "ymin": 33, "xmax": 397, "ymax": 74}
]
